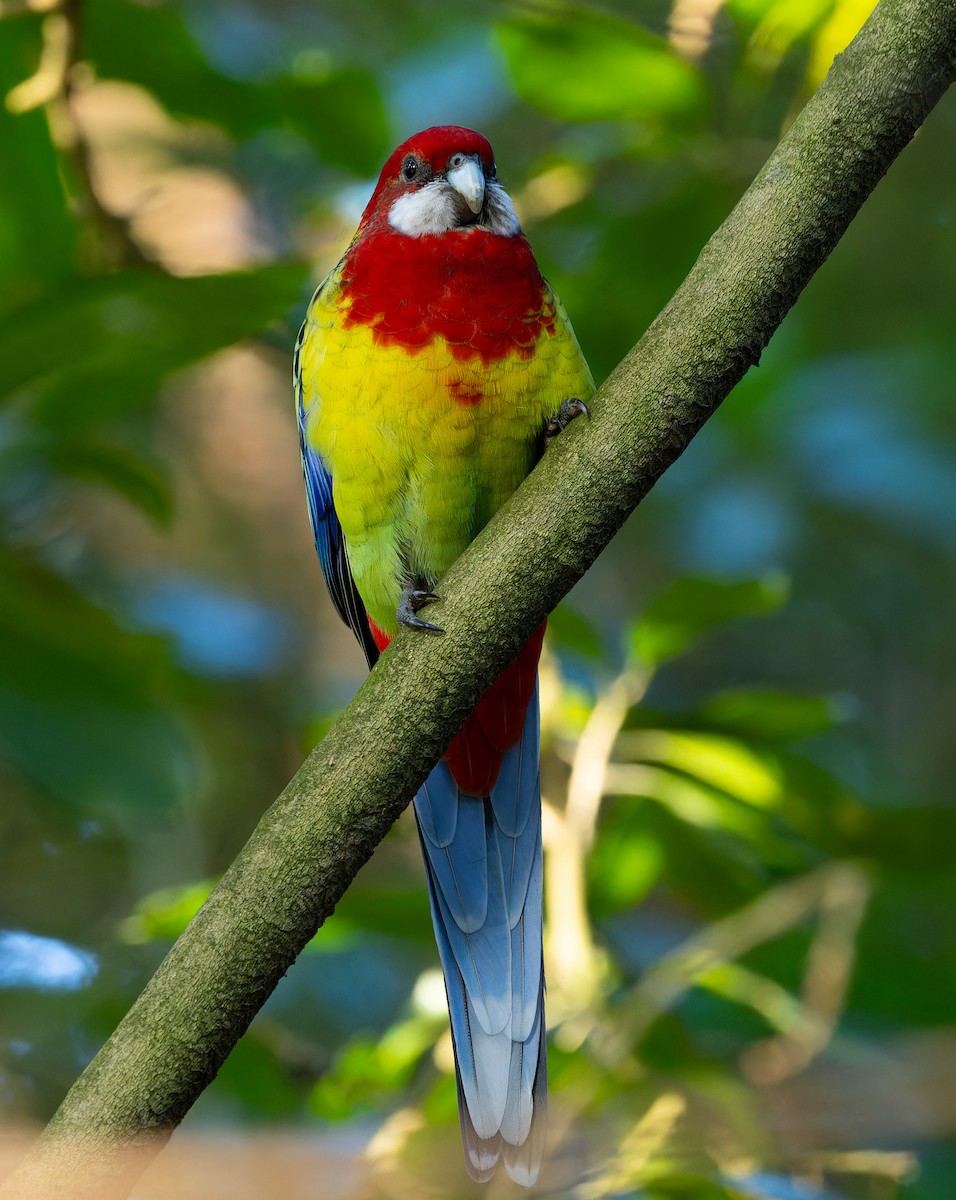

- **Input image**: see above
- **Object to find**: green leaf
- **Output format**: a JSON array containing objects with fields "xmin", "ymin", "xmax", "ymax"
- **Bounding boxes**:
[
  {"xmin": 646, "ymin": 1174, "xmax": 759, "ymax": 1199},
  {"xmin": 324, "ymin": 886, "xmax": 432, "ymax": 945},
  {"xmin": 630, "ymin": 575, "xmax": 789, "ymax": 665},
  {"xmin": 211, "ymin": 1035, "xmax": 304, "ymax": 1118},
  {"xmin": 634, "ymin": 730, "xmax": 784, "ymax": 809},
  {"xmin": 0, "ymin": 548, "xmax": 195, "ymax": 810},
  {"xmin": 728, "ymin": 0, "xmax": 836, "ymax": 56},
  {"xmin": 281, "ymin": 69, "xmax": 389, "ymax": 177},
  {"xmin": 0, "ymin": 265, "xmax": 305, "ymax": 423},
  {"xmin": 298, "ymin": 711, "xmax": 338, "ymax": 757},
  {"xmin": 122, "ymin": 877, "xmax": 431, "ymax": 949},
  {"xmin": 122, "ymin": 880, "xmax": 213, "ymax": 943},
  {"xmin": 496, "ymin": 8, "xmax": 707, "ymax": 125},
  {"xmin": 0, "ymin": 22, "xmax": 75, "ymax": 315},
  {"xmin": 83, "ymin": 0, "xmax": 387, "ymax": 174},
  {"xmin": 697, "ymin": 688, "xmax": 841, "ymax": 741},
  {"xmin": 311, "ymin": 1012, "xmax": 441, "ymax": 1120},
  {"xmin": 589, "ymin": 819, "xmax": 663, "ymax": 915},
  {"xmin": 48, "ymin": 439, "xmax": 174, "ymax": 524},
  {"xmin": 629, "ymin": 767, "xmax": 773, "ymax": 842},
  {"xmin": 548, "ymin": 601, "xmax": 605, "ymax": 659}
]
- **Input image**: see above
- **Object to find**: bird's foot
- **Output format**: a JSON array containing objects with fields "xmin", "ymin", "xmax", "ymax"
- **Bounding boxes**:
[
  {"xmin": 398, "ymin": 584, "xmax": 443, "ymax": 633},
  {"xmin": 544, "ymin": 396, "xmax": 590, "ymax": 449}
]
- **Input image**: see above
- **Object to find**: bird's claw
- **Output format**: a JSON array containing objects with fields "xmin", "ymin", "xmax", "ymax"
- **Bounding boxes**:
[
  {"xmin": 544, "ymin": 396, "xmax": 590, "ymax": 449},
  {"xmin": 398, "ymin": 586, "xmax": 444, "ymax": 633}
]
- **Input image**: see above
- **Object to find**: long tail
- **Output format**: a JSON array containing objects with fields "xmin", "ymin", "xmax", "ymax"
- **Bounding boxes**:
[{"xmin": 413, "ymin": 677, "xmax": 546, "ymax": 1185}]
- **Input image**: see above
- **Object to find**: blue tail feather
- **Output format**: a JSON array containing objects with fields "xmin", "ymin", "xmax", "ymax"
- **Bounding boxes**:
[
  {"xmin": 502, "ymin": 1024, "xmax": 547, "ymax": 1187},
  {"xmin": 426, "ymin": 817, "xmax": 512, "ymax": 1037},
  {"xmin": 456, "ymin": 1074, "xmax": 501, "ymax": 1182},
  {"xmin": 508, "ymin": 821, "xmax": 543, "ymax": 1043},
  {"xmin": 488, "ymin": 699, "xmax": 539, "ymax": 838},
  {"xmin": 419, "ymin": 776, "xmax": 489, "ymax": 933},
  {"xmin": 416, "ymin": 774, "xmax": 458, "ymax": 848},
  {"xmin": 412, "ymin": 683, "xmax": 546, "ymax": 1186},
  {"xmin": 496, "ymin": 785, "xmax": 541, "ymax": 930},
  {"xmin": 501, "ymin": 999, "xmax": 543, "ymax": 1145}
]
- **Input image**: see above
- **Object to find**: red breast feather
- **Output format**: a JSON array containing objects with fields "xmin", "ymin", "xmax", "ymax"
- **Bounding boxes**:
[{"xmin": 341, "ymin": 228, "xmax": 557, "ymax": 364}]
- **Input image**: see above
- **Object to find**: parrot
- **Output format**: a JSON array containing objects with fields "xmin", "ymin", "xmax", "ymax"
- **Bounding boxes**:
[{"xmin": 294, "ymin": 125, "xmax": 594, "ymax": 1185}]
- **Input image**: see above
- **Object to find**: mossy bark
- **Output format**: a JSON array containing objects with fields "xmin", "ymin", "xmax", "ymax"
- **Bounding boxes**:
[{"xmin": 4, "ymin": 1, "xmax": 954, "ymax": 1196}]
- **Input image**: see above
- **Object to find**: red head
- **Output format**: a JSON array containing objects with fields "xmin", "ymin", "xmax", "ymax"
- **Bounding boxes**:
[{"xmin": 358, "ymin": 126, "xmax": 519, "ymax": 239}]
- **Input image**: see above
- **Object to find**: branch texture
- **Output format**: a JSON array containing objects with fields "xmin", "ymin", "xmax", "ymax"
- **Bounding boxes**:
[{"xmin": 5, "ymin": 0, "xmax": 954, "ymax": 1195}]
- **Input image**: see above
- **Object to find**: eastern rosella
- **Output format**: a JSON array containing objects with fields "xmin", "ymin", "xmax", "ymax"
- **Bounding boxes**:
[{"xmin": 295, "ymin": 126, "xmax": 594, "ymax": 1185}]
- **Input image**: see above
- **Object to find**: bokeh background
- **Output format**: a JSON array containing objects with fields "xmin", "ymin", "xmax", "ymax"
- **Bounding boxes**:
[{"xmin": 2, "ymin": 1, "xmax": 955, "ymax": 1197}]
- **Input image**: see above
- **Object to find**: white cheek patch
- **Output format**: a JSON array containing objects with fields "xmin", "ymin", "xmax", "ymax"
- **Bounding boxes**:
[
  {"xmin": 483, "ymin": 180, "xmax": 521, "ymax": 237},
  {"xmin": 387, "ymin": 178, "xmax": 523, "ymax": 238},
  {"xmin": 388, "ymin": 182, "xmax": 460, "ymax": 236}
]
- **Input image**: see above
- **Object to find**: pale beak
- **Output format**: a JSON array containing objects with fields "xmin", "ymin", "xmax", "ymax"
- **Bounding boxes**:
[{"xmin": 447, "ymin": 156, "xmax": 485, "ymax": 215}]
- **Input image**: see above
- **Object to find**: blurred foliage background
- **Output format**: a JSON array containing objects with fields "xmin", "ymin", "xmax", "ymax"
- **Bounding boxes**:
[{"xmin": 1, "ymin": 0, "xmax": 955, "ymax": 1197}]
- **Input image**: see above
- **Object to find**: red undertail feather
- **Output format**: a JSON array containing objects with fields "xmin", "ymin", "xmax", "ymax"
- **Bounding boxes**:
[
  {"xmin": 444, "ymin": 621, "xmax": 546, "ymax": 796},
  {"xmin": 366, "ymin": 616, "xmax": 547, "ymax": 798},
  {"xmin": 368, "ymin": 617, "xmax": 391, "ymax": 655}
]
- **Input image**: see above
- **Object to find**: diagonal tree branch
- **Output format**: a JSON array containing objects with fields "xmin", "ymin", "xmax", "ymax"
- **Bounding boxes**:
[{"xmin": 4, "ymin": 1, "xmax": 954, "ymax": 1196}]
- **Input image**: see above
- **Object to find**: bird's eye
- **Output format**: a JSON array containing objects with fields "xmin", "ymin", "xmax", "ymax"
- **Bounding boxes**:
[
  {"xmin": 401, "ymin": 156, "xmax": 418, "ymax": 182},
  {"xmin": 449, "ymin": 152, "xmax": 465, "ymax": 170},
  {"xmin": 488, "ymin": 161, "xmax": 497, "ymax": 179}
]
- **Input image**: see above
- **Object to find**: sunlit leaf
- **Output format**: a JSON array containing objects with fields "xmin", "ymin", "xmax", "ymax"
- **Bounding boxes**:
[
  {"xmin": 496, "ymin": 8, "xmax": 707, "ymax": 125},
  {"xmin": 421, "ymin": 1069, "xmax": 459, "ymax": 1125},
  {"xmin": 618, "ymin": 690, "xmax": 838, "ymax": 744},
  {"xmin": 621, "ymin": 766, "xmax": 769, "ymax": 839},
  {"xmin": 603, "ymin": 764, "xmax": 810, "ymax": 881},
  {"xmin": 637, "ymin": 1170, "xmax": 753, "ymax": 1198},
  {"xmin": 121, "ymin": 880, "xmax": 213, "ymax": 943},
  {"xmin": 727, "ymin": 0, "xmax": 835, "ymax": 45},
  {"xmin": 808, "ymin": 0, "xmax": 877, "ymax": 88},
  {"xmin": 632, "ymin": 731, "xmax": 784, "ymax": 809},
  {"xmin": 310, "ymin": 1011, "xmax": 442, "ymax": 1120},
  {"xmin": 630, "ymin": 575, "xmax": 789, "ymax": 665},
  {"xmin": 548, "ymin": 676, "xmax": 598, "ymax": 741}
]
